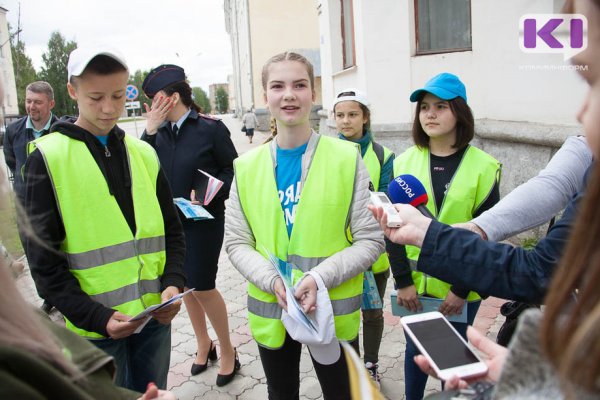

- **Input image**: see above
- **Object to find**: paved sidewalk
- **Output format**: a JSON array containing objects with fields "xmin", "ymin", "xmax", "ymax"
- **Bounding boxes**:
[{"xmin": 15, "ymin": 115, "xmax": 505, "ymax": 399}]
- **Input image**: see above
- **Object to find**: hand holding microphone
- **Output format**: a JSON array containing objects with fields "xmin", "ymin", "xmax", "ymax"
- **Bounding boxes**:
[
  {"xmin": 387, "ymin": 174, "xmax": 436, "ymax": 219},
  {"xmin": 368, "ymin": 203, "xmax": 430, "ymax": 247},
  {"xmin": 368, "ymin": 174, "xmax": 436, "ymax": 247}
]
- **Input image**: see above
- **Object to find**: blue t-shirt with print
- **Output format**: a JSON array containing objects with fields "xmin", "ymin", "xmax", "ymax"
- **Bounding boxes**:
[{"xmin": 276, "ymin": 142, "xmax": 308, "ymax": 237}]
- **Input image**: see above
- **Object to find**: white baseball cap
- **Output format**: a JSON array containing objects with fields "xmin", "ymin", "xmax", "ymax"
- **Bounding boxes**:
[
  {"xmin": 67, "ymin": 45, "xmax": 128, "ymax": 80},
  {"xmin": 332, "ymin": 88, "xmax": 370, "ymax": 110},
  {"xmin": 281, "ymin": 271, "xmax": 342, "ymax": 366}
]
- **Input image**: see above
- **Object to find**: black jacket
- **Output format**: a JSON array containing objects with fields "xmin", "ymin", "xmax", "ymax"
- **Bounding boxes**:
[
  {"xmin": 141, "ymin": 110, "xmax": 238, "ymax": 217},
  {"xmin": 413, "ymin": 164, "xmax": 591, "ymax": 304},
  {"xmin": 416, "ymin": 189, "xmax": 579, "ymax": 304},
  {"xmin": 3, "ymin": 114, "xmax": 59, "ymax": 201},
  {"xmin": 24, "ymin": 122, "xmax": 186, "ymax": 336}
]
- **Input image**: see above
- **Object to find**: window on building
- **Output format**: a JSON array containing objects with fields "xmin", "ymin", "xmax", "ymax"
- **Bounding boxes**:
[
  {"xmin": 341, "ymin": 0, "xmax": 355, "ymax": 69},
  {"xmin": 415, "ymin": 0, "xmax": 472, "ymax": 54}
]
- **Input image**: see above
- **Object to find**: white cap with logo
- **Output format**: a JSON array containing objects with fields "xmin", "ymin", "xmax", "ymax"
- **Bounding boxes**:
[
  {"xmin": 332, "ymin": 88, "xmax": 370, "ymax": 110},
  {"xmin": 67, "ymin": 45, "xmax": 128, "ymax": 80}
]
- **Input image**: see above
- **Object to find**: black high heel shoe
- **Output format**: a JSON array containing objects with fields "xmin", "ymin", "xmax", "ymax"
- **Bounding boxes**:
[
  {"xmin": 216, "ymin": 348, "xmax": 240, "ymax": 387},
  {"xmin": 190, "ymin": 340, "xmax": 218, "ymax": 376}
]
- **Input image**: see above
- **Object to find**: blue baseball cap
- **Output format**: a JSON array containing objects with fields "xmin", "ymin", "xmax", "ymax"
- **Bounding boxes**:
[{"xmin": 409, "ymin": 73, "xmax": 467, "ymax": 103}]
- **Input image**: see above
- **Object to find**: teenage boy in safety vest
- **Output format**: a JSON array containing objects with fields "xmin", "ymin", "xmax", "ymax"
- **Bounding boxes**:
[{"xmin": 23, "ymin": 46, "xmax": 186, "ymax": 393}]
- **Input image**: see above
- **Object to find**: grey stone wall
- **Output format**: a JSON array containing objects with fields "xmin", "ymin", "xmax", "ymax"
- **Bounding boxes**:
[
  {"xmin": 319, "ymin": 110, "xmax": 583, "ymax": 241},
  {"xmin": 253, "ymin": 106, "xmax": 323, "ymax": 133}
]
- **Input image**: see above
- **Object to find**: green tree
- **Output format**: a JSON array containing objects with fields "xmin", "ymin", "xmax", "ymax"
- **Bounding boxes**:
[
  {"xmin": 192, "ymin": 86, "xmax": 211, "ymax": 114},
  {"xmin": 215, "ymin": 87, "xmax": 229, "ymax": 114},
  {"xmin": 128, "ymin": 69, "xmax": 152, "ymax": 116},
  {"xmin": 9, "ymin": 25, "xmax": 37, "ymax": 115},
  {"xmin": 39, "ymin": 31, "xmax": 77, "ymax": 117}
]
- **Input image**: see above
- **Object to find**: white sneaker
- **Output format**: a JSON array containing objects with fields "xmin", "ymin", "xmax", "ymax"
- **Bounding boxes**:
[{"xmin": 365, "ymin": 362, "xmax": 381, "ymax": 388}]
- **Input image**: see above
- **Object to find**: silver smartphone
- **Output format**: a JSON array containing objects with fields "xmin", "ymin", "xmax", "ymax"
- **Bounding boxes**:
[{"xmin": 401, "ymin": 311, "xmax": 488, "ymax": 381}]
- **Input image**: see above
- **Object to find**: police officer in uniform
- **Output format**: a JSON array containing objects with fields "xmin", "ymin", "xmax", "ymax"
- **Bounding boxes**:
[{"xmin": 142, "ymin": 65, "xmax": 240, "ymax": 386}]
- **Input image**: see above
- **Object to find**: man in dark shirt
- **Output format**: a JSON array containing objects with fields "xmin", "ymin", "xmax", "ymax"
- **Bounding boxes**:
[{"xmin": 3, "ymin": 81, "xmax": 59, "ymax": 314}]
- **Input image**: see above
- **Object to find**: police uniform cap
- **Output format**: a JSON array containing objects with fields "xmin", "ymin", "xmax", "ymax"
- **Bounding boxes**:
[{"xmin": 142, "ymin": 64, "xmax": 186, "ymax": 98}]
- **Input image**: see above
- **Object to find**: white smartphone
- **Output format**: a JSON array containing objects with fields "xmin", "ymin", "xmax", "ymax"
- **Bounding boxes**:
[
  {"xmin": 400, "ymin": 311, "xmax": 488, "ymax": 381},
  {"xmin": 369, "ymin": 191, "xmax": 403, "ymax": 227}
]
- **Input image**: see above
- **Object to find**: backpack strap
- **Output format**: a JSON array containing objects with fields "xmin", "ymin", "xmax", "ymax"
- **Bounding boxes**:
[{"xmin": 372, "ymin": 141, "xmax": 385, "ymax": 169}]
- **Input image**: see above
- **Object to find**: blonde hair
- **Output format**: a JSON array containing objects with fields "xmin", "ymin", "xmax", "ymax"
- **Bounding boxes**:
[
  {"xmin": 540, "ymin": 2, "xmax": 600, "ymax": 397},
  {"xmin": 263, "ymin": 117, "xmax": 278, "ymax": 144},
  {"xmin": 0, "ymin": 79, "xmax": 78, "ymax": 378},
  {"xmin": 261, "ymin": 51, "xmax": 315, "ymax": 90}
]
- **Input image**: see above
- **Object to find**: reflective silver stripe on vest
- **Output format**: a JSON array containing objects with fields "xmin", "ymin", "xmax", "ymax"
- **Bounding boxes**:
[
  {"xmin": 90, "ymin": 278, "xmax": 161, "ymax": 308},
  {"xmin": 67, "ymin": 236, "xmax": 165, "ymax": 270},
  {"xmin": 248, "ymin": 294, "xmax": 361, "ymax": 319},
  {"xmin": 331, "ymin": 294, "xmax": 362, "ymax": 316},
  {"xmin": 409, "ymin": 259, "xmax": 418, "ymax": 271},
  {"xmin": 287, "ymin": 255, "xmax": 328, "ymax": 273},
  {"xmin": 248, "ymin": 296, "xmax": 282, "ymax": 319}
]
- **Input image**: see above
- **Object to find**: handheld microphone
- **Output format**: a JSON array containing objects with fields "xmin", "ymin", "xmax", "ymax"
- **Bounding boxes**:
[{"xmin": 388, "ymin": 174, "xmax": 436, "ymax": 219}]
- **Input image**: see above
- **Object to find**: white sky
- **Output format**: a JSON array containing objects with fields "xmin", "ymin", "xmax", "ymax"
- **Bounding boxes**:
[{"xmin": 1, "ymin": 0, "xmax": 233, "ymax": 92}]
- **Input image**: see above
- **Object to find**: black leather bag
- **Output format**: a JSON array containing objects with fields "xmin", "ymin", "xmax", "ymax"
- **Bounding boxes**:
[{"xmin": 496, "ymin": 301, "xmax": 540, "ymax": 346}]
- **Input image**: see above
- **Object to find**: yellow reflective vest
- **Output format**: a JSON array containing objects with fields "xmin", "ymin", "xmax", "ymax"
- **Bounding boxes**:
[
  {"xmin": 361, "ymin": 141, "xmax": 393, "ymax": 274},
  {"xmin": 393, "ymin": 145, "xmax": 501, "ymax": 301},
  {"xmin": 29, "ymin": 133, "xmax": 166, "ymax": 338},
  {"xmin": 234, "ymin": 135, "xmax": 363, "ymax": 349}
]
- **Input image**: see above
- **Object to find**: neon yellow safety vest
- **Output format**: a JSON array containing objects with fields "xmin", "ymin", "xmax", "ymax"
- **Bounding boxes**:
[
  {"xmin": 362, "ymin": 141, "xmax": 393, "ymax": 274},
  {"xmin": 235, "ymin": 136, "xmax": 363, "ymax": 349},
  {"xmin": 393, "ymin": 145, "xmax": 501, "ymax": 301},
  {"xmin": 29, "ymin": 133, "xmax": 166, "ymax": 338}
]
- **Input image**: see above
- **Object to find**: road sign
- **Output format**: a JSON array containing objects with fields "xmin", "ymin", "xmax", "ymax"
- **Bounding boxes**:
[
  {"xmin": 126, "ymin": 85, "xmax": 139, "ymax": 101},
  {"xmin": 125, "ymin": 101, "xmax": 141, "ymax": 110}
]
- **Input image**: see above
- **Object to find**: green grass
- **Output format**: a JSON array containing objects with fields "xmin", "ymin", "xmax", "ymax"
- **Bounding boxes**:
[
  {"xmin": 0, "ymin": 194, "xmax": 24, "ymax": 257},
  {"xmin": 520, "ymin": 236, "xmax": 539, "ymax": 250}
]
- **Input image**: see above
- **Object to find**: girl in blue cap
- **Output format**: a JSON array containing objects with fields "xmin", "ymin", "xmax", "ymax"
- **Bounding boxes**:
[{"xmin": 391, "ymin": 73, "xmax": 501, "ymax": 400}]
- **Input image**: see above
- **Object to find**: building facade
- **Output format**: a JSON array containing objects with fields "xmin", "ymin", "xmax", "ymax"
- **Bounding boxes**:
[
  {"xmin": 209, "ymin": 83, "xmax": 230, "ymax": 114},
  {"xmin": 0, "ymin": 6, "xmax": 19, "ymax": 118},
  {"xmin": 227, "ymin": 74, "xmax": 236, "ymax": 114},
  {"xmin": 318, "ymin": 0, "xmax": 587, "ymax": 235},
  {"xmin": 224, "ymin": 0, "xmax": 323, "ymax": 128}
]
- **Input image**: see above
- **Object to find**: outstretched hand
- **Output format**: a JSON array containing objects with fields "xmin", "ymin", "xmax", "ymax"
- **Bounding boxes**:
[
  {"xmin": 368, "ymin": 204, "xmax": 432, "ymax": 247},
  {"xmin": 413, "ymin": 326, "xmax": 508, "ymax": 389},
  {"xmin": 138, "ymin": 382, "xmax": 177, "ymax": 400}
]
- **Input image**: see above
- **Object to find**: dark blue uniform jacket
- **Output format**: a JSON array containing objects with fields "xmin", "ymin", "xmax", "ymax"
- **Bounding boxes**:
[{"xmin": 141, "ymin": 110, "xmax": 238, "ymax": 217}]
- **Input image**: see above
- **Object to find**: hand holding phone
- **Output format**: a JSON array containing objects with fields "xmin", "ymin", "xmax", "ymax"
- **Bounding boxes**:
[
  {"xmin": 401, "ymin": 312, "xmax": 488, "ymax": 381},
  {"xmin": 369, "ymin": 191, "xmax": 403, "ymax": 227}
]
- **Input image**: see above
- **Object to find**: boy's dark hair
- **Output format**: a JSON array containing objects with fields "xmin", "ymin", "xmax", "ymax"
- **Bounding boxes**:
[
  {"xmin": 412, "ymin": 94, "xmax": 474, "ymax": 149},
  {"xmin": 161, "ymin": 81, "xmax": 202, "ymax": 113},
  {"xmin": 69, "ymin": 55, "xmax": 127, "ymax": 85}
]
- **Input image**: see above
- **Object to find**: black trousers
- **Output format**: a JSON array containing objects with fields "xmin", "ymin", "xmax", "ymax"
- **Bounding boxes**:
[{"xmin": 258, "ymin": 333, "xmax": 351, "ymax": 400}]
